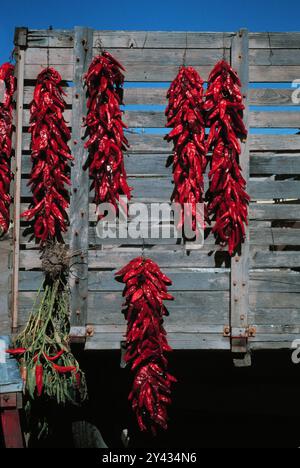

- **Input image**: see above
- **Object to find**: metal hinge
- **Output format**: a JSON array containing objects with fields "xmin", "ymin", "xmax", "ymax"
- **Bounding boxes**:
[
  {"xmin": 224, "ymin": 325, "xmax": 256, "ymax": 351},
  {"xmin": 223, "ymin": 325, "xmax": 256, "ymax": 339}
]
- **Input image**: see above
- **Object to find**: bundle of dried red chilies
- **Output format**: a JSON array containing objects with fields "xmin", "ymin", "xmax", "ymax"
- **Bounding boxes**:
[
  {"xmin": 7, "ymin": 244, "xmax": 88, "ymax": 438},
  {"xmin": 21, "ymin": 68, "xmax": 73, "ymax": 244},
  {"xmin": 165, "ymin": 66, "xmax": 207, "ymax": 235},
  {"xmin": 115, "ymin": 257, "xmax": 176, "ymax": 434},
  {"xmin": 204, "ymin": 60, "xmax": 250, "ymax": 255},
  {"xmin": 84, "ymin": 52, "xmax": 132, "ymax": 219},
  {"xmin": 0, "ymin": 63, "xmax": 16, "ymax": 236}
]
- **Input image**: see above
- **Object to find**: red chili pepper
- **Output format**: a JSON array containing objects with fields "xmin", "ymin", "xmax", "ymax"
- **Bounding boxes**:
[
  {"xmin": 204, "ymin": 60, "xmax": 249, "ymax": 255},
  {"xmin": 84, "ymin": 52, "xmax": 132, "ymax": 220},
  {"xmin": 6, "ymin": 348, "xmax": 26, "ymax": 355},
  {"xmin": 35, "ymin": 364, "xmax": 43, "ymax": 397},
  {"xmin": 43, "ymin": 350, "xmax": 64, "ymax": 362},
  {"xmin": 21, "ymin": 67, "xmax": 72, "ymax": 245},
  {"xmin": 0, "ymin": 63, "xmax": 16, "ymax": 237},
  {"xmin": 116, "ymin": 257, "xmax": 176, "ymax": 434},
  {"xmin": 52, "ymin": 364, "xmax": 77, "ymax": 374},
  {"xmin": 164, "ymin": 66, "xmax": 208, "ymax": 237}
]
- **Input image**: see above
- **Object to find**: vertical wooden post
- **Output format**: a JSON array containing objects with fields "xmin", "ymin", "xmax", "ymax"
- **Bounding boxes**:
[
  {"xmin": 230, "ymin": 29, "xmax": 250, "ymax": 363},
  {"xmin": 11, "ymin": 28, "xmax": 27, "ymax": 333},
  {"xmin": 69, "ymin": 27, "xmax": 93, "ymax": 332}
]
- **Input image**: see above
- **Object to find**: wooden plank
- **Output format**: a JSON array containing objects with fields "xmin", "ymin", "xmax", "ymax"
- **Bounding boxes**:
[
  {"xmin": 26, "ymin": 46, "xmax": 231, "ymax": 66},
  {"xmin": 26, "ymin": 30, "xmax": 300, "ymax": 50},
  {"xmin": 27, "ymin": 29, "xmax": 74, "ymax": 48},
  {"xmin": 18, "ymin": 224, "xmax": 300, "ymax": 248},
  {"xmin": 230, "ymin": 29, "xmax": 250, "ymax": 354},
  {"xmin": 250, "ymin": 228, "xmax": 300, "ymax": 245},
  {"xmin": 19, "ymin": 248, "xmax": 300, "ymax": 270},
  {"xmin": 251, "ymin": 251, "xmax": 300, "ymax": 268},
  {"xmin": 250, "ymin": 112, "xmax": 300, "ymax": 129},
  {"xmin": 25, "ymin": 48, "xmax": 74, "ymax": 65},
  {"xmin": 250, "ymin": 48, "xmax": 300, "ymax": 66},
  {"xmin": 22, "ymin": 86, "xmax": 299, "ymax": 107},
  {"xmin": 250, "ymin": 341, "xmax": 295, "ymax": 350},
  {"xmin": 25, "ymin": 62, "xmax": 300, "ymax": 83},
  {"xmin": 11, "ymin": 34, "xmax": 26, "ymax": 333},
  {"xmin": 24, "ymin": 64, "xmax": 73, "ymax": 81},
  {"xmin": 249, "ymin": 203, "xmax": 300, "ymax": 220},
  {"xmin": 18, "ymin": 269, "xmax": 300, "ymax": 293},
  {"xmin": 22, "ymin": 133, "xmax": 300, "ymax": 153},
  {"xmin": 249, "ymin": 179, "xmax": 300, "ymax": 200},
  {"xmin": 85, "ymin": 333, "xmax": 230, "ymax": 350},
  {"xmin": 251, "ymin": 154, "xmax": 300, "ymax": 175},
  {"xmin": 23, "ymin": 62, "xmax": 300, "ymax": 82},
  {"xmin": 19, "ymin": 249, "xmax": 229, "ymax": 270},
  {"xmin": 249, "ymin": 309, "xmax": 300, "ymax": 326},
  {"xmin": 20, "ymin": 177, "xmax": 300, "ymax": 200},
  {"xmin": 93, "ymin": 31, "xmax": 234, "ymax": 49},
  {"xmin": 249, "ymin": 32, "xmax": 300, "ymax": 49},
  {"xmin": 250, "ymin": 271, "xmax": 300, "ymax": 292},
  {"xmin": 19, "ymin": 201, "xmax": 300, "ymax": 222},
  {"xmin": 19, "ymin": 269, "xmax": 230, "ymax": 291},
  {"xmin": 251, "ymin": 292, "xmax": 300, "ymax": 309},
  {"xmin": 21, "ymin": 152, "xmax": 300, "ymax": 176},
  {"xmin": 91, "ymin": 324, "xmax": 225, "ymax": 333},
  {"xmin": 24, "ymin": 86, "xmax": 72, "ymax": 105},
  {"xmin": 69, "ymin": 27, "xmax": 93, "ymax": 328},
  {"xmin": 20, "ymin": 110, "xmax": 290, "ymax": 129},
  {"xmin": 249, "ymin": 88, "xmax": 297, "ymax": 106}
]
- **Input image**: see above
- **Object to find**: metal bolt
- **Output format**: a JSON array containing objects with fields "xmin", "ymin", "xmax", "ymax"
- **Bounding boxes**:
[
  {"xmin": 242, "ymin": 282, "xmax": 246, "ymax": 287},
  {"xmin": 76, "ymin": 309, "xmax": 80, "ymax": 316},
  {"xmin": 76, "ymin": 57, "xmax": 80, "ymax": 63},
  {"xmin": 75, "ymin": 278, "xmax": 80, "ymax": 285},
  {"xmin": 240, "ymin": 314, "xmax": 245, "ymax": 320},
  {"xmin": 233, "ymin": 281, "xmax": 237, "ymax": 286},
  {"xmin": 234, "ymin": 298, "xmax": 238, "ymax": 302},
  {"xmin": 235, "ymin": 257, "xmax": 239, "ymax": 262},
  {"xmin": 81, "ymin": 211, "xmax": 85, "ymax": 218}
]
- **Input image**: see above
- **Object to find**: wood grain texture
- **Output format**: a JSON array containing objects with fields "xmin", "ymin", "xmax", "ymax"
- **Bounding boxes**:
[
  {"xmin": 21, "ymin": 133, "xmax": 300, "ymax": 152},
  {"xmin": 23, "ymin": 63, "xmax": 300, "ymax": 82},
  {"xmin": 230, "ymin": 29, "xmax": 250, "ymax": 354},
  {"xmin": 11, "ymin": 38, "xmax": 26, "ymax": 333},
  {"xmin": 21, "ymin": 152, "xmax": 300, "ymax": 176},
  {"xmin": 19, "ymin": 248, "xmax": 300, "ymax": 270},
  {"xmin": 19, "ymin": 176, "xmax": 300, "ymax": 200},
  {"xmin": 26, "ymin": 30, "xmax": 300, "ymax": 50},
  {"xmin": 23, "ymin": 86, "xmax": 298, "ymax": 106},
  {"xmin": 69, "ymin": 27, "xmax": 93, "ymax": 327}
]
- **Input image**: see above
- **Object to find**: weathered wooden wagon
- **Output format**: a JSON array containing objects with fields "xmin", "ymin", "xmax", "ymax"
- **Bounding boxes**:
[{"xmin": 1, "ymin": 27, "xmax": 300, "ymax": 369}]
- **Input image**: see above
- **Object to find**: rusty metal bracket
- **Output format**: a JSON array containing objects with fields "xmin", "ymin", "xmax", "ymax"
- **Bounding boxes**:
[
  {"xmin": 69, "ymin": 325, "xmax": 94, "ymax": 344},
  {"xmin": 223, "ymin": 325, "xmax": 257, "ymax": 358},
  {"xmin": 223, "ymin": 325, "xmax": 256, "ymax": 338}
]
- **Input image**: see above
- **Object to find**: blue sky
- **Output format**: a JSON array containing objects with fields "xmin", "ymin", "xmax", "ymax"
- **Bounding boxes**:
[{"xmin": 0, "ymin": 0, "xmax": 299, "ymax": 63}]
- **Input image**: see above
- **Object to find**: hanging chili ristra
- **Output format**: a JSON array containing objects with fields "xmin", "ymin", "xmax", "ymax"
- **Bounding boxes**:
[
  {"xmin": 204, "ymin": 60, "xmax": 250, "ymax": 255},
  {"xmin": 116, "ymin": 257, "xmax": 176, "ymax": 435},
  {"xmin": 165, "ymin": 66, "xmax": 207, "ymax": 236},
  {"xmin": 21, "ymin": 68, "xmax": 73, "ymax": 244},
  {"xmin": 0, "ymin": 63, "xmax": 16, "ymax": 236},
  {"xmin": 84, "ymin": 52, "xmax": 132, "ymax": 219}
]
